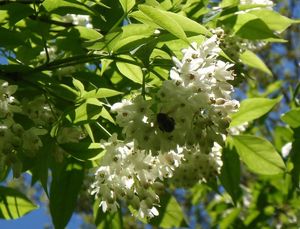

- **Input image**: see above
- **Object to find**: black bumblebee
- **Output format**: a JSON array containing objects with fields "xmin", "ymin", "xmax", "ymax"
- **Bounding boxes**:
[{"xmin": 156, "ymin": 113, "xmax": 175, "ymax": 132}]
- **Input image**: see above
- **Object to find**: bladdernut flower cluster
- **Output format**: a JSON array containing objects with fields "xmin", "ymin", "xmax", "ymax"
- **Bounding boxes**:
[
  {"xmin": 91, "ymin": 134, "xmax": 182, "ymax": 219},
  {"xmin": 0, "ymin": 81, "xmax": 85, "ymax": 176},
  {"xmin": 91, "ymin": 35, "xmax": 239, "ymax": 218}
]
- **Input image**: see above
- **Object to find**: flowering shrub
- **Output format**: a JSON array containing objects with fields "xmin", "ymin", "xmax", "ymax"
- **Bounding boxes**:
[{"xmin": 0, "ymin": 0, "xmax": 299, "ymax": 228}]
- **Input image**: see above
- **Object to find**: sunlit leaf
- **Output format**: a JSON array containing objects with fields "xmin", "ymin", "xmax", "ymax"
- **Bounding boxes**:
[
  {"xmin": 240, "ymin": 50, "xmax": 272, "ymax": 75},
  {"xmin": 66, "ymin": 98, "xmax": 103, "ymax": 124},
  {"xmin": 138, "ymin": 5, "xmax": 188, "ymax": 42},
  {"xmin": 231, "ymin": 135, "xmax": 286, "ymax": 175},
  {"xmin": 83, "ymin": 88, "xmax": 123, "ymax": 99},
  {"xmin": 119, "ymin": 0, "xmax": 135, "ymax": 13},
  {"xmin": 0, "ymin": 186, "xmax": 37, "ymax": 220},
  {"xmin": 281, "ymin": 108, "xmax": 300, "ymax": 128},
  {"xmin": 116, "ymin": 55, "xmax": 143, "ymax": 84},
  {"xmin": 230, "ymin": 97, "xmax": 280, "ymax": 127}
]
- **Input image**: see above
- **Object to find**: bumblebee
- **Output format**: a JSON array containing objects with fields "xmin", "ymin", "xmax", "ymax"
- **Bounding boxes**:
[{"xmin": 156, "ymin": 113, "xmax": 175, "ymax": 132}]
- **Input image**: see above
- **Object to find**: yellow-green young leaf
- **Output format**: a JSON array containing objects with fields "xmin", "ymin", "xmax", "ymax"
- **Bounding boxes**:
[
  {"xmin": 0, "ymin": 186, "xmax": 38, "ymax": 219},
  {"xmin": 230, "ymin": 97, "xmax": 280, "ymax": 127},
  {"xmin": 138, "ymin": 5, "xmax": 188, "ymax": 42},
  {"xmin": 75, "ymin": 26, "xmax": 103, "ymax": 41},
  {"xmin": 220, "ymin": 208, "xmax": 241, "ymax": 229},
  {"xmin": 281, "ymin": 108, "xmax": 300, "ymax": 128},
  {"xmin": 72, "ymin": 78, "xmax": 85, "ymax": 94},
  {"xmin": 240, "ymin": 50, "xmax": 272, "ymax": 76},
  {"xmin": 249, "ymin": 9, "xmax": 296, "ymax": 33},
  {"xmin": 116, "ymin": 55, "xmax": 143, "ymax": 84},
  {"xmin": 100, "ymin": 107, "xmax": 115, "ymax": 124},
  {"xmin": 149, "ymin": 193, "xmax": 188, "ymax": 228},
  {"xmin": 66, "ymin": 98, "xmax": 103, "ymax": 124},
  {"xmin": 220, "ymin": 13, "xmax": 282, "ymax": 41},
  {"xmin": 83, "ymin": 88, "xmax": 123, "ymax": 99},
  {"xmin": 42, "ymin": 0, "xmax": 94, "ymax": 15},
  {"xmin": 231, "ymin": 135, "xmax": 286, "ymax": 175},
  {"xmin": 164, "ymin": 11, "xmax": 211, "ymax": 36},
  {"xmin": 84, "ymin": 123, "xmax": 95, "ymax": 142},
  {"xmin": 119, "ymin": 0, "xmax": 135, "ymax": 13}
]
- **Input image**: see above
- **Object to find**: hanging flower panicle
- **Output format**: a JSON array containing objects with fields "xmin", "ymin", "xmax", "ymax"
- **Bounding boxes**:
[{"xmin": 91, "ymin": 34, "xmax": 240, "ymax": 218}]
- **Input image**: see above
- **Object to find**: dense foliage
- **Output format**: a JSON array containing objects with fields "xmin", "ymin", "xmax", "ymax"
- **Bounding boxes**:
[{"xmin": 0, "ymin": 0, "xmax": 300, "ymax": 228}]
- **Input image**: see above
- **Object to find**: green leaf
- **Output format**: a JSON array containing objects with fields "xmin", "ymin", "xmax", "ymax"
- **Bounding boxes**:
[
  {"xmin": 42, "ymin": 0, "xmax": 95, "ymax": 15},
  {"xmin": 94, "ymin": 199, "xmax": 123, "ymax": 229},
  {"xmin": 230, "ymin": 97, "xmax": 280, "ymax": 127},
  {"xmin": 219, "ymin": 13, "xmax": 281, "ymax": 40},
  {"xmin": 83, "ymin": 88, "xmax": 123, "ymax": 99},
  {"xmin": 220, "ymin": 142, "xmax": 241, "ymax": 204},
  {"xmin": 149, "ymin": 193, "xmax": 188, "ymax": 228},
  {"xmin": 231, "ymin": 135, "xmax": 286, "ymax": 175},
  {"xmin": 163, "ymin": 11, "xmax": 211, "ymax": 36},
  {"xmin": 240, "ymin": 50, "xmax": 272, "ymax": 76},
  {"xmin": 281, "ymin": 108, "xmax": 300, "ymax": 128},
  {"xmin": 0, "ymin": 3, "xmax": 34, "ymax": 25},
  {"xmin": 119, "ymin": 0, "xmax": 135, "ymax": 13},
  {"xmin": 72, "ymin": 78, "xmax": 85, "ymax": 94},
  {"xmin": 100, "ymin": 107, "xmax": 115, "ymax": 124},
  {"xmin": 50, "ymin": 159, "xmax": 85, "ymax": 229},
  {"xmin": 48, "ymin": 83, "xmax": 79, "ymax": 102},
  {"xmin": 75, "ymin": 26, "xmax": 103, "ymax": 41},
  {"xmin": 249, "ymin": 9, "xmax": 296, "ymax": 33},
  {"xmin": 0, "ymin": 28, "xmax": 26, "ymax": 48},
  {"xmin": 31, "ymin": 137, "xmax": 56, "ymax": 196},
  {"xmin": 138, "ymin": 5, "xmax": 188, "ymax": 42},
  {"xmin": 116, "ymin": 55, "xmax": 143, "ymax": 84},
  {"xmin": 220, "ymin": 208, "xmax": 241, "ymax": 229},
  {"xmin": 60, "ymin": 142, "xmax": 105, "ymax": 161},
  {"xmin": 290, "ymin": 128, "xmax": 300, "ymax": 191},
  {"xmin": 66, "ymin": 98, "xmax": 103, "ymax": 124},
  {"xmin": 0, "ymin": 186, "xmax": 37, "ymax": 220}
]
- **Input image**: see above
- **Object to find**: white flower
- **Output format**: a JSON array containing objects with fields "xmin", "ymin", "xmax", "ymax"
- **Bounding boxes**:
[{"xmin": 281, "ymin": 142, "xmax": 292, "ymax": 158}]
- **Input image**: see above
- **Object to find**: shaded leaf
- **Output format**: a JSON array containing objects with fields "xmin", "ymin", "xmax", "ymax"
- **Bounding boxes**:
[
  {"xmin": 149, "ymin": 192, "xmax": 188, "ymax": 228},
  {"xmin": 50, "ymin": 159, "xmax": 85, "ymax": 229},
  {"xmin": 60, "ymin": 142, "xmax": 104, "ymax": 161},
  {"xmin": 220, "ymin": 142, "xmax": 241, "ymax": 204},
  {"xmin": 94, "ymin": 199, "xmax": 123, "ymax": 229}
]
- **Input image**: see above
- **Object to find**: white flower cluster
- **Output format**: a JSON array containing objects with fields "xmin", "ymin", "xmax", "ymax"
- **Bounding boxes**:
[
  {"xmin": 62, "ymin": 14, "xmax": 93, "ymax": 28},
  {"xmin": 0, "ymin": 81, "xmax": 46, "ymax": 176},
  {"xmin": 91, "ymin": 35, "xmax": 239, "ymax": 219},
  {"xmin": 0, "ymin": 81, "xmax": 85, "ymax": 176},
  {"xmin": 91, "ymin": 134, "xmax": 182, "ymax": 219},
  {"xmin": 240, "ymin": 0, "xmax": 273, "ymax": 6}
]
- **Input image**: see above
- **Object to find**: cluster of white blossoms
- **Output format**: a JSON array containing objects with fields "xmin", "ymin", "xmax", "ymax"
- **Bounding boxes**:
[
  {"xmin": 240, "ymin": 0, "xmax": 273, "ymax": 6},
  {"xmin": 62, "ymin": 14, "xmax": 93, "ymax": 28},
  {"xmin": 91, "ymin": 35, "xmax": 240, "ymax": 219},
  {"xmin": 0, "ymin": 81, "xmax": 46, "ymax": 176},
  {"xmin": 0, "ymin": 80, "xmax": 85, "ymax": 176}
]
